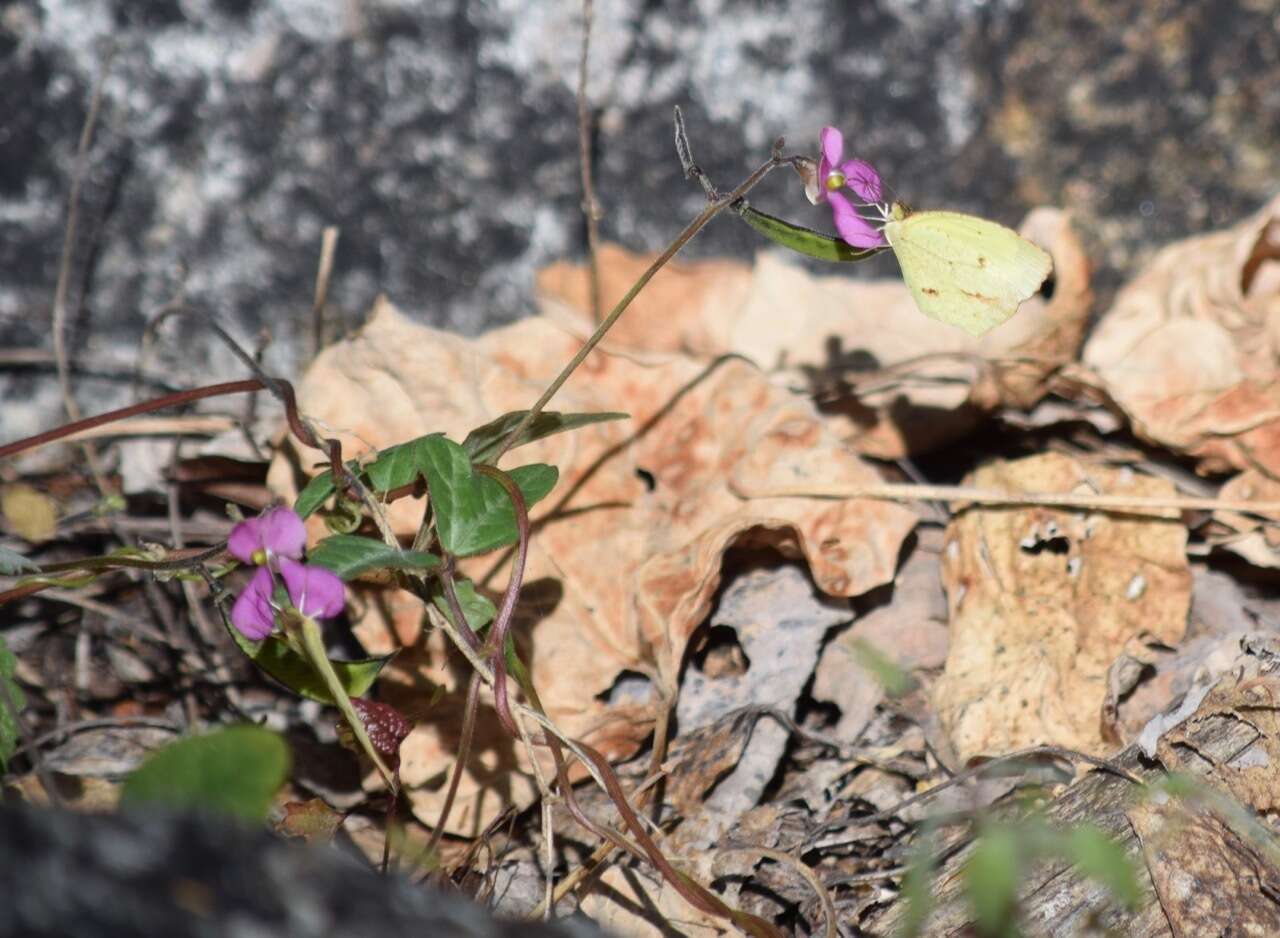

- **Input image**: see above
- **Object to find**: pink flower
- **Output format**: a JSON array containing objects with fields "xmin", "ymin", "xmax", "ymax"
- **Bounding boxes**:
[
  {"xmin": 226, "ymin": 505, "xmax": 345, "ymax": 640},
  {"xmin": 231, "ymin": 566, "xmax": 277, "ymax": 640},
  {"xmin": 280, "ymin": 558, "xmax": 346, "ymax": 621},
  {"xmin": 816, "ymin": 126, "xmax": 886, "ymax": 249},
  {"xmin": 227, "ymin": 505, "xmax": 306, "ymax": 567}
]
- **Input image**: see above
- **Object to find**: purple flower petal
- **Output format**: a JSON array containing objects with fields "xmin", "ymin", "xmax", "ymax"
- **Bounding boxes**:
[
  {"xmin": 231, "ymin": 566, "xmax": 277, "ymax": 640},
  {"xmin": 227, "ymin": 505, "xmax": 307, "ymax": 565},
  {"xmin": 816, "ymin": 126, "xmax": 845, "ymax": 203},
  {"xmin": 828, "ymin": 191, "xmax": 887, "ymax": 248},
  {"xmin": 820, "ymin": 126, "xmax": 844, "ymax": 171},
  {"xmin": 280, "ymin": 559, "xmax": 346, "ymax": 621},
  {"xmin": 839, "ymin": 159, "xmax": 883, "ymax": 203},
  {"xmin": 258, "ymin": 506, "xmax": 306, "ymax": 560},
  {"xmin": 227, "ymin": 515, "xmax": 266, "ymax": 564}
]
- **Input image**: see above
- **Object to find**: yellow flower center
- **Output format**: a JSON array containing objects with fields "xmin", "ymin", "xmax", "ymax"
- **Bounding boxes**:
[
  {"xmin": 826, "ymin": 171, "xmax": 846, "ymax": 191},
  {"xmin": 251, "ymin": 548, "xmax": 268, "ymax": 566}
]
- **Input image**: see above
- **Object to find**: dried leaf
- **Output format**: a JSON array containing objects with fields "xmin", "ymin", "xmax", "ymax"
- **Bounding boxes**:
[
  {"xmin": 278, "ymin": 797, "xmax": 344, "ymax": 845},
  {"xmin": 933, "ymin": 453, "xmax": 1191, "ymax": 759},
  {"xmin": 1083, "ymin": 193, "xmax": 1280, "ymax": 478},
  {"xmin": 267, "ymin": 298, "xmax": 917, "ymax": 833},
  {"xmin": 1, "ymin": 485, "xmax": 57, "ymax": 543}
]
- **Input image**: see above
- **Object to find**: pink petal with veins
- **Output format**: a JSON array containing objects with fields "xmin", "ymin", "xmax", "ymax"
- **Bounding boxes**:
[
  {"xmin": 280, "ymin": 559, "xmax": 346, "ymax": 620},
  {"xmin": 231, "ymin": 566, "xmax": 277, "ymax": 640},
  {"xmin": 828, "ymin": 190, "xmax": 886, "ymax": 248}
]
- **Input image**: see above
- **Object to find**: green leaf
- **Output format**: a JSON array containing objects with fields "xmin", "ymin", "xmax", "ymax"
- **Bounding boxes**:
[
  {"xmin": 896, "ymin": 835, "xmax": 939, "ymax": 938},
  {"xmin": 964, "ymin": 825, "xmax": 1023, "ymax": 938},
  {"xmin": 365, "ymin": 435, "xmax": 444, "ymax": 493},
  {"xmin": 418, "ymin": 435, "xmax": 558, "ymax": 556},
  {"xmin": 1061, "ymin": 824, "xmax": 1142, "ymax": 911},
  {"xmin": 847, "ymin": 638, "xmax": 916, "ymax": 697},
  {"xmin": 294, "ymin": 470, "xmax": 337, "ymax": 518},
  {"xmin": 432, "ymin": 578, "xmax": 497, "ymax": 631},
  {"xmin": 0, "ymin": 636, "xmax": 25, "ymax": 771},
  {"xmin": 463, "ymin": 410, "xmax": 629, "ymax": 464},
  {"xmin": 0, "ymin": 546, "xmax": 38, "ymax": 575},
  {"xmin": 227, "ymin": 622, "xmax": 391, "ymax": 704},
  {"xmin": 120, "ymin": 725, "xmax": 289, "ymax": 821},
  {"xmin": 308, "ymin": 534, "xmax": 440, "ymax": 580},
  {"xmin": 737, "ymin": 204, "xmax": 885, "ymax": 263}
]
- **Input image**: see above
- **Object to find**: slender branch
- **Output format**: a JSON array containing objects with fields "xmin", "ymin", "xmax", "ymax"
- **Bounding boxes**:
[
  {"xmin": 493, "ymin": 111, "xmax": 794, "ymax": 464},
  {"xmin": 0, "ymin": 380, "xmax": 261, "ymax": 461},
  {"xmin": 732, "ymin": 477, "xmax": 1280, "ymax": 520},
  {"xmin": 50, "ymin": 42, "xmax": 116, "ymax": 491},
  {"xmin": 576, "ymin": 0, "xmax": 602, "ymax": 323}
]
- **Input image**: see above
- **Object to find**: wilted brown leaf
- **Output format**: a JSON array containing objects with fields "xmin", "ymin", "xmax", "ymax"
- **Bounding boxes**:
[
  {"xmin": 1, "ymin": 484, "xmax": 57, "ymax": 543},
  {"xmin": 933, "ymin": 453, "xmax": 1191, "ymax": 760},
  {"xmin": 1209, "ymin": 469, "xmax": 1280, "ymax": 568},
  {"xmin": 1083, "ymin": 193, "xmax": 1280, "ymax": 478},
  {"xmin": 277, "ymin": 798, "xmax": 343, "ymax": 845},
  {"xmin": 268, "ymin": 298, "xmax": 916, "ymax": 833}
]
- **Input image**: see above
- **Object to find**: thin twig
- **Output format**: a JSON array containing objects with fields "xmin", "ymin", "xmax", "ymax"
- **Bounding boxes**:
[
  {"xmin": 733, "ymin": 477, "xmax": 1280, "ymax": 521},
  {"xmin": 311, "ymin": 226, "xmax": 340, "ymax": 358},
  {"xmin": 576, "ymin": 0, "xmax": 602, "ymax": 323},
  {"xmin": 493, "ymin": 112, "xmax": 794, "ymax": 464},
  {"xmin": 49, "ymin": 42, "xmax": 115, "ymax": 492},
  {"xmin": 720, "ymin": 846, "xmax": 837, "ymax": 938},
  {"xmin": 813, "ymin": 744, "xmax": 1143, "ymax": 841}
]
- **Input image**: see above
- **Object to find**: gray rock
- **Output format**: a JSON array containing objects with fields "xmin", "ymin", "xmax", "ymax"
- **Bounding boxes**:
[
  {"xmin": 4, "ymin": 0, "xmax": 1279, "ymax": 437},
  {"xmin": 0, "ymin": 804, "xmax": 604, "ymax": 938}
]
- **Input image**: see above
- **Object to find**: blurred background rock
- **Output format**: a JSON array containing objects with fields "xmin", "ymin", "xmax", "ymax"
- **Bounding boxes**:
[{"xmin": 3, "ymin": 0, "xmax": 1278, "ymax": 437}]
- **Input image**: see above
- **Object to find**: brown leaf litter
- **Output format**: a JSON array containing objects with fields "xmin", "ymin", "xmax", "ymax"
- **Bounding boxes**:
[
  {"xmin": 267, "ymin": 297, "xmax": 916, "ymax": 833},
  {"xmin": 933, "ymin": 452, "xmax": 1191, "ymax": 761}
]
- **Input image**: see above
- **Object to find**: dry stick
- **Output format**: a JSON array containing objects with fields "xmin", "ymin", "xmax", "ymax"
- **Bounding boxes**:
[
  {"xmin": 732, "ymin": 478, "xmax": 1280, "ymax": 520},
  {"xmin": 49, "ymin": 43, "xmax": 116, "ymax": 492},
  {"xmin": 576, "ymin": 0, "xmax": 602, "ymax": 323},
  {"xmin": 0, "ymin": 379, "xmax": 262, "ymax": 461},
  {"xmin": 424, "ymin": 672, "xmax": 482, "ymax": 859},
  {"xmin": 311, "ymin": 226, "xmax": 340, "ymax": 359},
  {"xmin": 720, "ymin": 846, "xmax": 837, "ymax": 938},
  {"xmin": 474, "ymin": 466, "xmax": 531, "ymax": 736},
  {"xmin": 573, "ymin": 740, "xmax": 784, "ymax": 938},
  {"xmin": 813, "ymin": 744, "xmax": 1143, "ymax": 843},
  {"xmin": 492, "ymin": 116, "xmax": 791, "ymax": 465}
]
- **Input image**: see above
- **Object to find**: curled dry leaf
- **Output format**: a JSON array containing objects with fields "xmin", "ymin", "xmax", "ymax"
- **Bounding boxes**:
[
  {"xmin": 1083, "ymin": 193, "xmax": 1280, "ymax": 478},
  {"xmin": 933, "ymin": 452, "xmax": 1191, "ymax": 761},
  {"xmin": 1209, "ymin": 469, "xmax": 1280, "ymax": 568},
  {"xmin": 539, "ymin": 210, "xmax": 1090, "ymax": 459},
  {"xmin": 267, "ymin": 299, "xmax": 916, "ymax": 834}
]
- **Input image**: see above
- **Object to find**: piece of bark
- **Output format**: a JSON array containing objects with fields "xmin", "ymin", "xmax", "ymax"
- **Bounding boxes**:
[{"xmin": 867, "ymin": 654, "xmax": 1280, "ymax": 936}]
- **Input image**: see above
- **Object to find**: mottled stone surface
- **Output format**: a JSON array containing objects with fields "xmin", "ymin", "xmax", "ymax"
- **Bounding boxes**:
[
  {"xmin": 3, "ymin": 0, "xmax": 1279, "ymax": 436},
  {"xmin": 0, "ymin": 804, "xmax": 605, "ymax": 937}
]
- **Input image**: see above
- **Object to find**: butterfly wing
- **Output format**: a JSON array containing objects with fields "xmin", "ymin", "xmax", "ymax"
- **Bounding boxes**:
[{"xmin": 884, "ymin": 211, "xmax": 1053, "ymax": 337}]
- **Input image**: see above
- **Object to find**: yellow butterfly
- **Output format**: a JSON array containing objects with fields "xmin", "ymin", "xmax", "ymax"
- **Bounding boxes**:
[{"xmin": 883, "ymin": 202, "xmax": 1053, "ymax": 337}]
